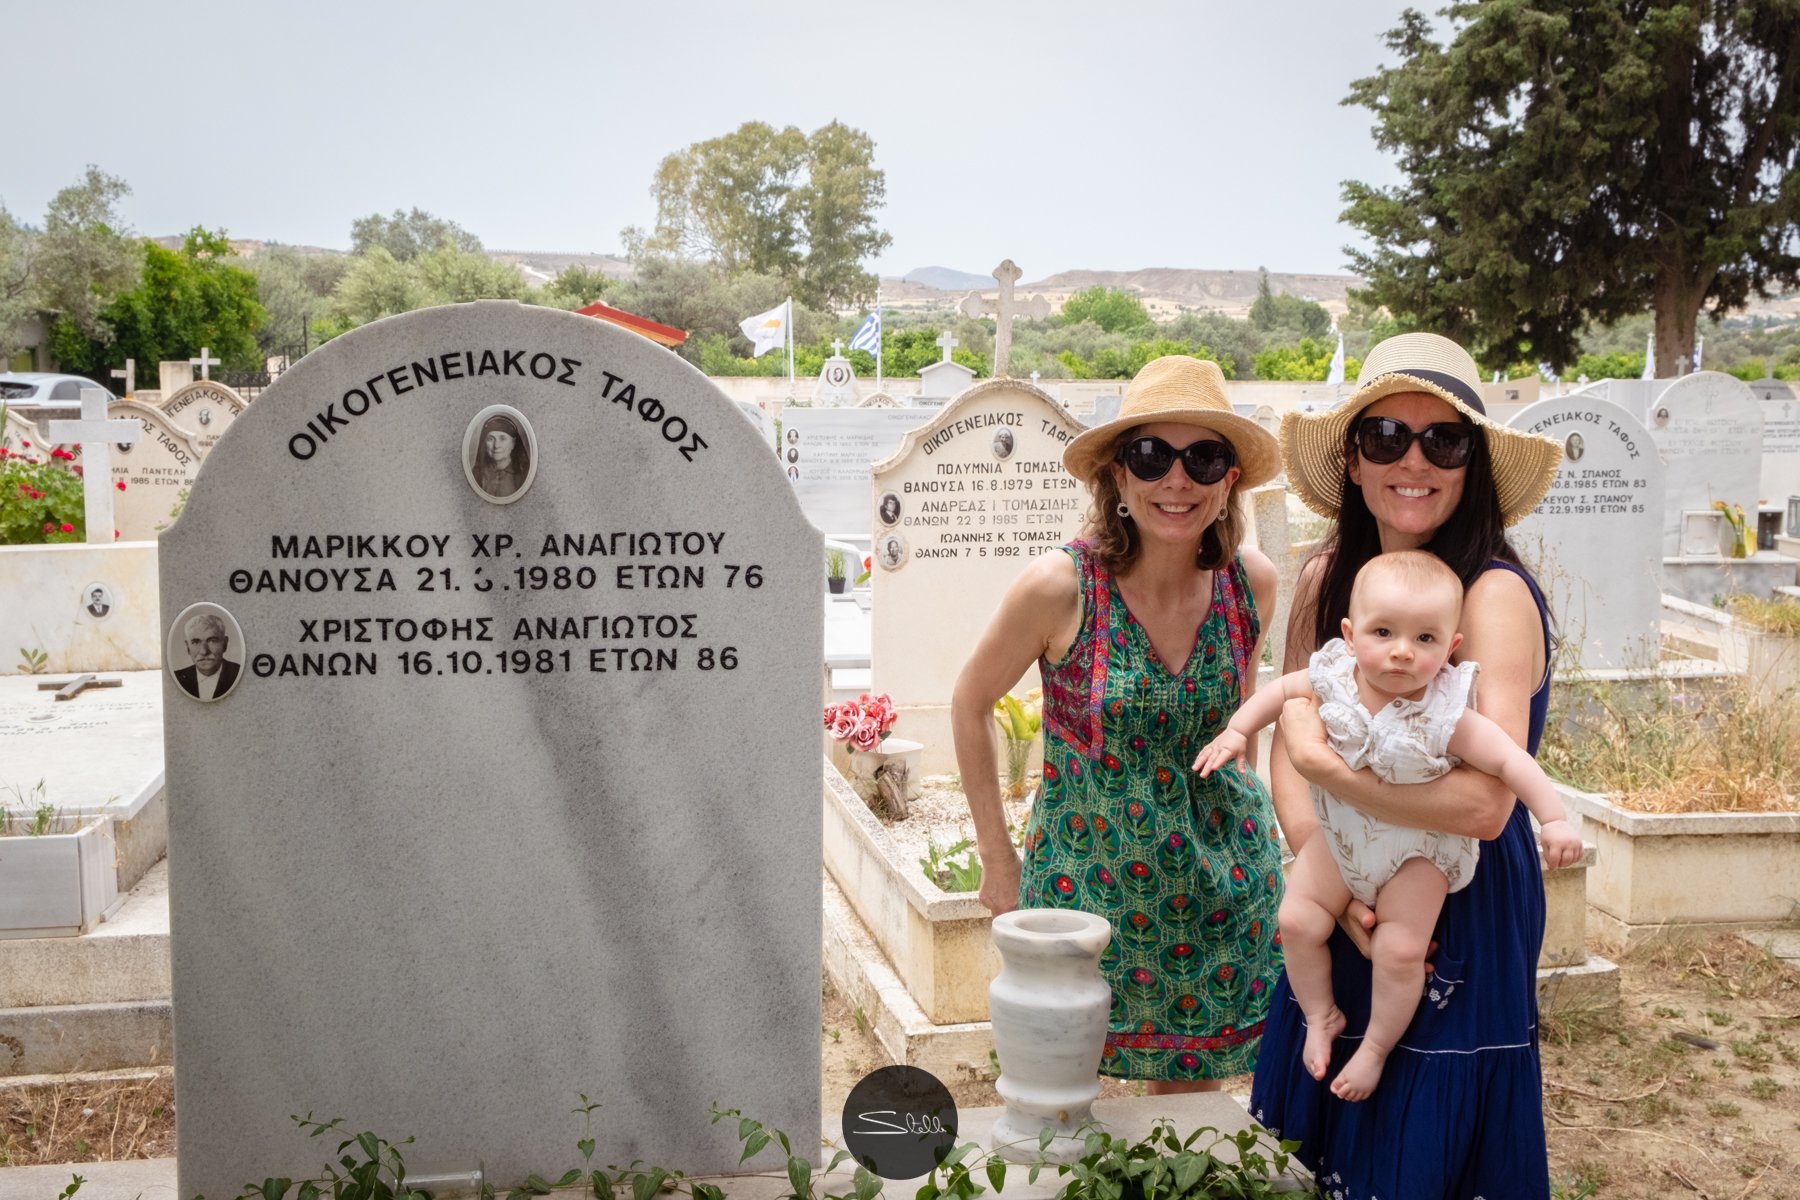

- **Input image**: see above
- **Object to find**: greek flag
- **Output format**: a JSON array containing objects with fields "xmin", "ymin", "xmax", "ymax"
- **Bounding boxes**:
[{"xmin": 849, "ymin": 311, "xmax": 881, "ymax": 354}]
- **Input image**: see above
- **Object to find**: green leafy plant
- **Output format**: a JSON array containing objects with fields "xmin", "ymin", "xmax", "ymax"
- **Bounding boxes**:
[
  {"xmin": 712, "ymin": 1107, "xmax": 881, "ymax": 1200},
  {"xmin": 226, "ymin": 1114, "xmax": 421, "ymax": 1200},
  {"xmin": 826, "ymin": 549, "xmax": 847, "ymax": 581},
  {"xmin": 919, "ymin": 837, "xmax": 982, "ymax": 893},
  {"xmin": 0, "ymin": 780, "xmax": 58, "ymax": 838},
  {"xmin": 992, "ymin": 691, "xmax": 1042, "ymax": 799},
  {"xmin": 17, "ymin": 646, "xmax": 48, "ymax": 674}
]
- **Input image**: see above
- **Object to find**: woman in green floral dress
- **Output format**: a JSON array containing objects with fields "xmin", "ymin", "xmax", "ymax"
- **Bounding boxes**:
[{"xmin": 953, "ymin": 356, "xmax": 1285, "ymax": 1092}]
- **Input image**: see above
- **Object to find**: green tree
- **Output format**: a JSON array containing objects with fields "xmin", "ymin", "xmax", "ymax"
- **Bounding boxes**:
[
  {"xmin": 245, "ymin": 247, "xmax": 349, "ymax": 356},
  {"xmin": 534, "ymin": 264, "xmax": 609, "ymax": 311},
  {"xmin": 53, "ymin": 228, "xmax": 265, "ymax": 374},
  {"xmin": 1248, "ymin": 271, "xmax": 1332, "ymax": 338},
  {"xmin": 0, "ymin": 166, "xmax": 140, "ymax": 362},
  {"xmin": 350, "ymin": 208, "xmax": 482, "ymax": 262},
  {"xmin": 320, "ymin": 244, "xmax": 526, "ymax": 339},
  {"xmin": 637, "ymin": 120, "xmax": 892, "ymax": 308},
  {"xmin": 1060, "ymin": 286, "xmax": 1152, "ymax": 334},
  {"xmin": 1343, "ymin": 3, "xmax": 1800, "ymax": 375},
  {"xmin": 1254, "ymin": 337, "xmax": 1360, "ymax": 381}
]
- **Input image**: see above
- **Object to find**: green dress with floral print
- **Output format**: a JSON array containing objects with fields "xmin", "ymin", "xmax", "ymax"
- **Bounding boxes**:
[{"xmin": 1021, "ymin": 541, "xmax": 1285, "ymax": 1081}]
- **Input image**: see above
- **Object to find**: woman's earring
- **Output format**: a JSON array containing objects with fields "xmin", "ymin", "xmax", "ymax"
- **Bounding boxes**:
[{"xmin": 1116, "ymin": 502, "xmax": 1130, "ymax": 517}]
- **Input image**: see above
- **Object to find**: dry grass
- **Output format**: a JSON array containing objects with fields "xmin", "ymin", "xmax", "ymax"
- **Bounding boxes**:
[
  {"xmin": 1728, "ymin": 594, "xmax": 1800, "ymax": 635},
  {"xmin": 1540, "ymin": 675, "xmax": 1800, "ymax": 813},
  {"xmin": 0, "ymin": 1070, "xmax": 175, "ymax": 1166}
]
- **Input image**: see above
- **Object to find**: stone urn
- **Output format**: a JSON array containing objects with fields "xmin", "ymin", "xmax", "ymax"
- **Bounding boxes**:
[
  {"xmin": 987, "ymin": 908, "xmax": 1113, "ymax": 1162},
  {"xmin": 847, "ymin": 736, "xmax": 922, "ymax": 818}
]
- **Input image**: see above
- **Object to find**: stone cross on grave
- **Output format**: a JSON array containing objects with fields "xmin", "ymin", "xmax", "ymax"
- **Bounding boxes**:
[
  {"xmin": 190, "ymin": 347, "xmax": 221, "ymax": 381},
  {"xmin": 1030, "ymin": 371, "xmax": 1041, "ymax": 388},
  {"xmin": 111, "ymin": 358, "xmax": 136, "ymax": 398},
  {"xmin": 37, "ymin": 674, "xmax": 124, "ymax": 702},
  {"xmin": 936, "ymin": 331, "xmax": 959, "ymax": 362},
  {"xmin": 959, "ymin": 259, "xmax": 1052, "ymax": 379},
  {"xmin": 831, "ymin": 339, "xmax": 844, "ymax": 357},
  {"xmin": 48, "ymin": 386, "xmax": 141, "ymax": 545}
]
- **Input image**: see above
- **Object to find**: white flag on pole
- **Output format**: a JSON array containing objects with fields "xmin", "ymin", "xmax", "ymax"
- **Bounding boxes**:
[
  {"xmin": 739, "ymin": 302, "xmax": 788, "ymax": 358},
  {"xmin": 1641, "ymin": 329, "xmax": 1656, "ymax": 380},
  {"xmin": 849, "ymin": 311, "xmax": 881, "ymax": 355},
  {"xmin": 1324, "ymin": 332, "xmax": 1346, "ymax": 385}
]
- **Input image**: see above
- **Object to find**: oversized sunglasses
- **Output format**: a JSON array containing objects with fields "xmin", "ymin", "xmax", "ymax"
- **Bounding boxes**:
[
  {"xmin": 1352, "ymin": 416, "xmax": 1477, "ymax": 469},
  {"xmin": 1116, "ymin": 436, "xmax": 1236, "ymax": 484}
]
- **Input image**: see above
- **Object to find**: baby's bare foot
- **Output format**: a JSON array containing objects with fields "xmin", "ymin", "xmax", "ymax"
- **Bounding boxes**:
[
  {"xmin": 1330, "ymin": 1043, "xmax": 1389, "ymax": 1101},
  {"xmin": 1301, "ymin": 1006, "xmax": 1346, "ymax": 1081}
]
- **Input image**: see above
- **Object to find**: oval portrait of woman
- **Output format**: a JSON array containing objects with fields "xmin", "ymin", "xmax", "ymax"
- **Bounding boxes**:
[{"xmin": 463, "ymin": 405, "xmax": 538, "ymax": 505}]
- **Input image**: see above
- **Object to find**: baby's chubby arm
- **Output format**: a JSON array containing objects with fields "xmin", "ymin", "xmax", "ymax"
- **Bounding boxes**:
[
  {"xmin": 1194, "ymin": 669, "xmax": 1315, "ymax": 777},
  {"xmin": 1446, "ymin": 709, "xmax": 1584, "ymax": 868}
]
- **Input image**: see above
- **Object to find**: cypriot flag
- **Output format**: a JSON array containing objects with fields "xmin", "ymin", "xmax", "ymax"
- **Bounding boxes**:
[{"xmin": 739, "ymin": 301, "xmax": 789, "ymax": 358}]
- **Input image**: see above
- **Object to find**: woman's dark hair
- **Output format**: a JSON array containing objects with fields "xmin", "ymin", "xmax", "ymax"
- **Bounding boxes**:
[{"xmin": 1309, "ymin": 416, "xmax": 1527, "ymax": 649}]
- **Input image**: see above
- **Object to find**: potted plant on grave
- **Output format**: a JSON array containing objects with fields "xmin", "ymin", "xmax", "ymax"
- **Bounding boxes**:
[
  {"xmin": 824, "ymin": 692, "xmax": 922, "ymax": 817},
  {"xmin": 825, "ymin": 548, "xmax": 849, "ymax": 594},
  {"xmin": 993, "ymin": 689, "xmax": 1043, "ymax": 799}
]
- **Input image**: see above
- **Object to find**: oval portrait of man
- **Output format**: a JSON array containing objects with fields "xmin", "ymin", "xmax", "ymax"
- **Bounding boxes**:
[
  {"xmin": 1565, "ymin": 431, "xmax": 1586, "ymax": 462},
  {"xmin": 166, "ymin": 602, "xmax": 247, "ymax": 704},
  {"xmin": 877, "ymin": 532, "xmax": 907, "ymax": 571},
  {"xmin": 462, "ymin": 405, "xmax": 538, "ymax": 505},
  {"xmin": 877, "ymin": 491, "xmax": 902, "ymax": 527},
  {"xmin": 82, "ymin": 581, "xmax": 115, "ymax": 620}
]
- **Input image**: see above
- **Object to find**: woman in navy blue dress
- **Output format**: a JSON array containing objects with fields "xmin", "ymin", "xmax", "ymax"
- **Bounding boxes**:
[{"xmin": 1252, "ymin": 332, "xmax": 1564, "ymax": 1198}]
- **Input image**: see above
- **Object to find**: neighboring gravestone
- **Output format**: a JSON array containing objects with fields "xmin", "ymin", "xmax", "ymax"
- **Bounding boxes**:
[
  {"xmin": 870, "ymin": 379, "xmax": 1086, "ymax": 770},
  {"xmin": 1642, "ymin": 372, "xmax": 1763, "ymax": 556},
  {"xmin": 158, "ymin": 300, "xmax": 821, "ymax": 1198},
  {"xmin": 732, "ymin": 399, "xmax": 776, "ymax": 449},
  {"xmin": 915, "ymin": 333, "xmax": 976, "ymax": 407},
  {"xmin": 106, "ymin": 401, "xmax": 200, "ymax": 540},
  {"xmin": 1509, "ymin": 396, "xmax": 1664, "ymax": 668},
  {"xmin": 812, "ymin": 342, "xmax": 859, "ymax": 407},
  {"xmin": 160, "ymin": 378, "xmax": 247, "ymax": 458},
  {"xmin": 782, "ymin": 406, "xmax": 934, "ymax": 535},
  {"xmin": 2, "ymin": 408, "xmax": 35, "ymax": 455},
  {"xmin": 1755, "ymin": 383, "xmax": 1800, "ymax": 506}
]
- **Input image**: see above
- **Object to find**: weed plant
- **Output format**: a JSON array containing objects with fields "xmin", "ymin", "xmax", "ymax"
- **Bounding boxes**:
[
  {"xmin": 1539, "ymin": 675, "xmax": 1800, "ymax": 812},
  {"xmin": 1727, "ymin": 593, "xmax": 1800, "ymax": 635}
]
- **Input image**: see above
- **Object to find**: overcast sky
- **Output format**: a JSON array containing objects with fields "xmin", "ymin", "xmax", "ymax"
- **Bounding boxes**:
[{"xmin": 10, "ymin": 1, "xmax": 1418, "ymax": 280}]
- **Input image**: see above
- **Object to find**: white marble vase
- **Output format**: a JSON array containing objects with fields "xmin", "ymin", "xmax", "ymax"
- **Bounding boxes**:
[{"xmin": 987, "ymin": 907, "xmax": 1113, "ymax": 1162}]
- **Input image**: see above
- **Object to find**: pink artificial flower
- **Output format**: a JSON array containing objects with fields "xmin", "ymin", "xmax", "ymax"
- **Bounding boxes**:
[{"xmin": 851, "ymin": 713, "xmax": 883, "ymax": 751}]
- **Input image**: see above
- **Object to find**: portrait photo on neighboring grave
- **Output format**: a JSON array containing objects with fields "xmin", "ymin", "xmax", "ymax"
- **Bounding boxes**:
[
  {"xmin": 877, "ymin": 491, "xmax": 902, "ymax": 526},
  {"xmin": 877, "ymin": 532, "xmax": 907, "ymax": 570},
  {"xmin": 786, "ymin": 447, "xmax": 800, "ymax": 464},
  {"xmin": 167, "ymin": 602, "xmax": 245, "ymax": 703},
  {"xmin": 993, "ymin": 426, "xmax": 1015, "ymax": 460},
  {"xmin": 1565, "ymin": 432, "xmax": 1585, "ymax": 462},
  {"xmin": 83, "ymin": 582, "xmax": 113, "ymax": 619},
  {"xmin": 463, "ymin": 405, "xmax": 537, "ymax": 504}
]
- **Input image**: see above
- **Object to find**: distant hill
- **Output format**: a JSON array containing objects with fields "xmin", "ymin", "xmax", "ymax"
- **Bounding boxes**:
[{"xmin": 899, "ymin": 266, "xmax": 1000, "ymax": 292}]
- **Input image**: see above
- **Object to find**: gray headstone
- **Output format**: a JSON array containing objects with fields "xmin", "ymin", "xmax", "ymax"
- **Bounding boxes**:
[
  {"xmin": 811, "ymin": 354, "xmax": 859, "ymax": 407},
  {"xmin": 1643, "ymin": 372, "xmax": 1762, "ymax": 556},
  {"xmin": 1759, "ymin": 394, "xmax": 1800, "ymax": 506},
  {"xmin": 159, "ymin": 378, "xmax": 247, "ymax": 458},
  {"xmin": 782, "ymin": 407, "xmax": 934, "ymax": 536},
  {"xmin": 159, "ymin": 301, "xmax": 821, "ymax": 1198},
  {"xmin": 1509, "ymin": 396, "xmax": 1664, "ymax": 668}
]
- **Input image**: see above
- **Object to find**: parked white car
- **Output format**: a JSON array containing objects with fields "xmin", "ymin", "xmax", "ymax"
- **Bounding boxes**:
[{"xmin": 0, "ymin": 373, "xmax": 114, "ymax": 437}]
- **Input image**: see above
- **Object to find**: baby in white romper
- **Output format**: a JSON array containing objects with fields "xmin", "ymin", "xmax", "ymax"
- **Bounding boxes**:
[{"xmin": 1195, "ymin": 550, "xmax": 1582, "ymax": 1100}]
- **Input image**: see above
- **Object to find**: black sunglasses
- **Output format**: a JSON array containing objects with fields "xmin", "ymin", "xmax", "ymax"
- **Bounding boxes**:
[
  {"xmin": 1352, "ymin": 416, "xmax": 1477, "ymax": 469},
  {"xmin": 1116, "ymin": 436, "xmax": 1236, "ymax": 484}
]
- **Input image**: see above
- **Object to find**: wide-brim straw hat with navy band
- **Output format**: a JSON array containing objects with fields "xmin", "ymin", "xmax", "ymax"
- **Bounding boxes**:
[
  {"xmin": 1062, "ymin": 355, "xmax": 1283, "ymax": 490},
  {"xmin": 1280, "ymin": 331, "xmax": 1562, "ymax": 528}
]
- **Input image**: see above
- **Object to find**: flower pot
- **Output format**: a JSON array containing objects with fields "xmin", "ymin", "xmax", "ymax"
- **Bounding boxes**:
[
  {"xmin": 828, "ymin": 577, "xmax": 848, "ymax": 594},
  {"xmin": 987, "ymin": 908, "xmax": 1113, "ymax": 1163}
]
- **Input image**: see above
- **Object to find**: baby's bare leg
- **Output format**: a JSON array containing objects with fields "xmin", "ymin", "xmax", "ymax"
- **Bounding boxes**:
[
  {"xmin": 1278, "ymin": 837, "xmax": 1354, "ymax": 1081},
  {"xmin": 1331, "ymin": 857, "xmax": 1450, "ymax": 1101}
]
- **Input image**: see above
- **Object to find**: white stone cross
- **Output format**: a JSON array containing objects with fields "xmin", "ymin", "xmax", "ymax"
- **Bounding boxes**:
[
  {"xmin": 958, "ymin": 259, "xmax": 1052, "ymax": 378},
  {"xmin": 191, "ymin": 347, "xmax": 221, "ymax": 381},
  {"xmin": 1030, "ymin": 371, "xmax": 1041, "ymax": 388},
  {"xmin": 111, "ymin": 358, "xmax": 136, "ymax": 397},
  {"xmin": 48, "ymin": 387, "xmax": 141, "ymax": 545},
  {"xmin": 831, "ymin": 339, "xmax": 844, "ymax": 357},
  {"xmin": 37, "ymin": 674, "xmax": 123, "ymax": 702},
  {"xmin": 936, "ymin": 331, "xmax": 959, "ymax": 362}
]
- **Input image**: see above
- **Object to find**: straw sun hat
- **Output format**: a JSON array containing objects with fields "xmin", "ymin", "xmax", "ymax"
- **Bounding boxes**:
[
  {"xmin": 1062, "ymin": 356, "xmax": 1282, "ymax": 489},
  {"xmin": 1280, "ymin": 332, "xmax": 1562, "ymax": 527}
]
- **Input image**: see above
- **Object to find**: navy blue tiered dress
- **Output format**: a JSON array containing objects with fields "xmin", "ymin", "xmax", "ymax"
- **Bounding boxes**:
[{"xmin": 1249, "ymin": 561, "xmax": 1552, "ymax": 1199}]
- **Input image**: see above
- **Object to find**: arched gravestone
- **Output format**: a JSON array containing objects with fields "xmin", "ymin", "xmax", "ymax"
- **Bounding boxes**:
[
  {"xmin": 870, "ymin": 378, "xmax": 1086, "ymax": 770},
  {"xmin": 1642, "ymin": 372, "xmax": 1762, "ymax": 556},
  {"xmin": 1752, "ymin": 380, "xmax": 1800, "ymax": 507},
  {"xmin": 160, "ymin": 377, "xmax": 247, "ymax": 458},
  {"xmin": 159, "ymin": 301, "xmax": 821, "ymax": 1198},
  {"xmin": 106, "ymin": 401, "xmax": 201, "ymax": 539},
  {"xmin": 1509, "ymin": 396, "xmax": 1664, "ymax": 669}
]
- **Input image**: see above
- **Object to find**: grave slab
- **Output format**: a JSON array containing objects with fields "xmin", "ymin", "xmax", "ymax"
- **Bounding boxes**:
[
  {"xmin": 159, "ymin": 301, "xmax": 822, "ymax": 1198},
  {"xmin": 0, "ymin": 542, "xmax": 162, "ymax": 675}
]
